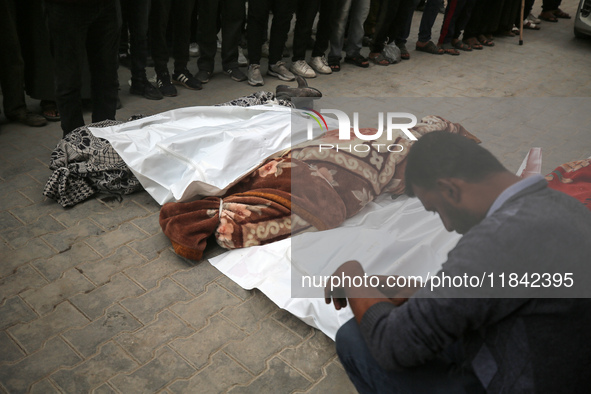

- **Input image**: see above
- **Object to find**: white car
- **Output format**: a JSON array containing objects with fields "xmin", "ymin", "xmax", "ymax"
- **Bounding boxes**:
[{"xmin": 574, "ymin": 0, "xmax": 591, "ymax": 38}]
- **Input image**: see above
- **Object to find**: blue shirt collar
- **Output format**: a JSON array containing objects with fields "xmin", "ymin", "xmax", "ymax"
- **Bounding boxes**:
[{"xmin": 486, "ymin": 175, "xmax": 546, "ymax": 218}]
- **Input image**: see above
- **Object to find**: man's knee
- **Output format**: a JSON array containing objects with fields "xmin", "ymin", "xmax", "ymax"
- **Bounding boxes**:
[{"xmin": 335, "ymin": 318, "xmax": 364, "ymax": 360}]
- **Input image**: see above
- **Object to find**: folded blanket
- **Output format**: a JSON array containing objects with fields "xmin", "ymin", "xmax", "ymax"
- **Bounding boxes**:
[
  {"xmin": 160, "ymin": 115, "xmax": 480, "ymax": 261},
  {"xmin": 546, "ymin": 158, "xmax": 591, "ymax": 210}
]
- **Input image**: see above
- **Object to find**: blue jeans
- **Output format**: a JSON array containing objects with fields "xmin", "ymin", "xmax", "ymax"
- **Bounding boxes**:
[
  {"xmin": 335, "ymin": 319, "xmax": 485, "ymax": 394},
  {"xmin": 328, "ymin": 0, "xmax": 370, "ymax": 61}
]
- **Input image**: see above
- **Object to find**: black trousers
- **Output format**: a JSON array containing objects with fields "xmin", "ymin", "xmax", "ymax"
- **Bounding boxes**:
[
  {"xmin": 0, "ymin": 0, "xmax": 27, "ymax": 117},
  {"xmin": 45, "ymin": 0, "xmax": 120, "ymax": 136},
  {"xmin": 311, "ymin": 0, "xmax": 336, "ymax": 57},
  {"xmin": 247, "ymin": 0, "xmax": 294, "ymax": 65},
  {"xmin": 292, "ymin": 0, "xmax": 319, "ymax": 61},
  {"xmin": 120, "ymin": 0, "xmax": 151, "ymax": 83},
  {"xmin": 197, "ymin": 0, "xmax": 245, "ymax": 72},
  {"xmin": 371, "ymin": 0, "xmax": 412, "ymax": 53},
  {"xmin": 150, "ymin": 0, "xmax": 194, "ymax": 73}
]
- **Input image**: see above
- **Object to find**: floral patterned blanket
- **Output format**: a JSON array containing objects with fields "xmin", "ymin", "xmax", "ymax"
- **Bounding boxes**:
[{"xmin": 160, "ymin": 116, "xmax": 480, "ymax": 261}]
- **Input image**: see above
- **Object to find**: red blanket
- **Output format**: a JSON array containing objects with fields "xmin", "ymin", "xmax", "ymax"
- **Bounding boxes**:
[{"xmin": 546, "ymin": 158, "xmax": 591, "ymax": 210}]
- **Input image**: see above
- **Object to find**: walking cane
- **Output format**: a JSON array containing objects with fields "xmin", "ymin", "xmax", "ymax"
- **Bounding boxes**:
[{"xmin": 519, "ymin": 0, "xmax": 525, "ymax": 45}]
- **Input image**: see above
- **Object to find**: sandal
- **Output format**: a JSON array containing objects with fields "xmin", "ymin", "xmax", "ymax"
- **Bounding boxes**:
[
  {"xmin": 538, "ymin": 11, "xmax": 558, "ymax": 22},
  {"xmin": 415, "ymin": 40, "xmax": 444, "ymax": 55},
  {"xmin": 397, "ymin": 43, "xmax": 410, "ymax": 60},
  {"xmin": 439, "ymin": 43, "xmax": 460, "ymax": 56},
  {"xmin": 523, "ymin": 21, "xmax": 541, "ymax": 30},
  {"xmin": 463, "ymin": 37, "xmax": 483, "ymax": 50},
  {"xmin": 477, "ymin": 35, "xmax": 495, "ymax": 46},
  {"xmin": 328, "ymin": 59, "xmax": 341, "ymax": 72},
  {"xmin": 452, "ymin": 39, "xmax": 472, "ymax": 51},
  {"xmin": 553, "ymin": 9, "xmax": 571, "ymax": 19},
  {"xmin": 344, "ymin": 55, "xmax": 370, "ymax": 68},
  {"xmin": 40, "ymin": 100, "xmax": 60, "ymax": 121},
  {"xmin": 369, "ymin": 52, "xmax": 390, "ymax": 66}
]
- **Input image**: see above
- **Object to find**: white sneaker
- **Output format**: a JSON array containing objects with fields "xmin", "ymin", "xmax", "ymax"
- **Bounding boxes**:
[
  {"xmin": 238, "ymin": 47, "xmax": 248, "ymax": 66},
  {"xmin": 309, "ymin": 56, "xmax": 332, "ymax": 75},
  {"xmin": 290, "ymin": 60, "xmax": 316, "ymax": 78},
  {"xmin": 189, "ymin": 42, "xmax": 200, "ymax": 57},
  {"xmin": 268, "ymin": 61, "xmax": 295, "ymax": 81},
  {"xmin": 526, "ymin": 13, "xmax": 541, "ymax": 24},
  {"xmin": 247, "ymin": 64, "xmax": 264, "ymax": 86}
]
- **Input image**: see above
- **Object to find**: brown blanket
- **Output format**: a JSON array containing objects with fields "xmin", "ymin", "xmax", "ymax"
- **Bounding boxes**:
[{"xmin": 160, "ymin": 115, "xmax": 479, "ymax": 261}]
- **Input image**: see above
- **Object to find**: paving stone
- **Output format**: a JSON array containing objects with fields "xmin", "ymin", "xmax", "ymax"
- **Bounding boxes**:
[
  {"xmin": 0, "ymin": 173, "xmax": 40, "ymax": 196},
  {"xmin": 78, "ymin": 246, "xmax": 146, "ymax": 285},
  {"xmin": 0, "ymin": 265, "xmax": 47, "ymax": 304},
  {"xmin": 124, "ymin": 248, "xmax": 187, "ymax": 289},
  {"xmin": 92, "ymin": 383, "xmax": 118, "ymax": 394},
  {"xmin": 271, "ymin": 309, "xmax": 314, "ymax": 339},
  {"xmin": 221, "ymin": 290, "xmax": 279, "ymax": 333},
  {"xmin": 279, "ymin": 330, "xmax": 336, "ymax": 380},
  {"xmin": 32, "ymin": 242, "xmax": 102, "ymax": 282},
  {"xmin": 170, "ymin": 260, "xmax": 222, "ymax": 296},
  {"xmin": 130, "ymin": 191, "xmax": 162, "ymax": 213},
  {"xmin": 0, "ymin": 336, "xmax": 82, "ymax": 394},
  {"xmin": 90, "ymin": 199, "xmax": 151, "ymax": 230},
  {"xmin": 20, "ymin": 268, "xmax": 95, "ymax": 315},
  {"xmin": 85, "ymin": 222, "xmax": 148, "ymax": 257},
  {"xmin": 42, "ymin": 219, "xmax": 104, "ymax": 253},
  {"xmin": 0, "ymin": 331, "xmax": 25, "ymax": 363},
  {"xmin": 115, "ymin": 310, "xmax": 195, "ymax": 364},
  {"xmin": 50, "ymin": 198, "xmax": 112, "ymax": 227},
  {"xmin": 0, "ymin": 296, "xmax": 37, "ymax": 331},
  {"xmin": 132, "ymin": 212, "xmax": 162, "ymax": 235},
  {"xmin": 128, "ymin": 232, "xmax": 172, "ymax": 261},
  {"xmin": 303, "ymin": 360, "xmax": 357, "ymax": 394},
  {"xmin": 1, "ymin": 215, "xmax": 65, "ymax": 249},
  {"xmin": 8, "ymin": 301, "xmax": 89, "ymax": 354},
  {"xmin": 51, "ymin": 342, "xmax": 139, "ymax": 393},
  {"xmin": 109, "ymin": 346, "xmax": 195, "ymax": 393},
  {"xmin": 169, "ymin": 351, "xmax": 252, "ymax": 393},
  {"xmin": 229, "ymin": 357, "xmax": 311, "ymax": 394},
  {"xmin": 8, "ymin": 200, "xmax": 61, "ymax": 225},
  {"xmin": 26, "ymin": 167, "xmax": 53, "ymax": 186},
  {"xmin": 0, "ymin": 238, "xmax": 55, "ymax": 278},
  {"xmin": 170, "ymin": 315, "xmax": 247, "ymax": 369},
  {"xmin": 215, "ymin": 274, "xmax": 253, "ymax": 301},
  {"xmin": 29, "ymin": 379, "xmax": 60, "ymax": 394},
  {"xmin": 70, "ymin": 273, "xmax": 144, "ymax": 320},
  {"xmin": 170, "ymin": 283, "xmax": 242, "ymax": 330},
  {"xmin": 0, "ymin": 160, "xmax": 45, "ymax": 185},
  {"xmin": 224, "ymin": 318, "xmax": 303, "ymax": 375},
  {"xmin": 0, "ymin": 211, "xmax": 23, "ymax": 232},
  {"xmin": 18, "ymin": 184, "xmax": 48, "ymax": 205},
  {"xmin": 63, "ymin": 304, "xmax": 142, "ymax": 358},
  {"xmin": 120, "ymin": 278, "xmax": 193, "ymax": 324}
]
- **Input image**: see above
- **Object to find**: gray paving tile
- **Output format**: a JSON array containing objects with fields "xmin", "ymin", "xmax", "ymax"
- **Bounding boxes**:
[
  {"xmin": 170, "ymin": 315, "xmax": 247, "ymax": 369},
  {"xmin": 124, "ymin": 248, "xmax": 188, "ymax": 290},
  {"xmin": 279, "ymin": 330, "xmax": 336, "ymax": 380},
  {"xmin": 229, "ymin": 357, "xmax": 311, "ymax": 394},
  {"xmin": 115, "ymin": 310, "xmax": 195, "ymax": 364},
  {"xmin": 32, "ymin": 242, "xmax": 102, "ymax": 282},
  {"xmin": 215, "ymin": 274, "xmax": 253, "ymax": 301},
  {"xmin": 0, "ymin": 215, "xmax": 65, "ymax": 249},
  {"xmin": 132, "ymin": 212, "xmax": 162, "ymax": 235},
  {"xmin": 8, "ymin": 301, "xmax": 89, "ymax": 354},
  {"xmin": 70, "ymin": 273, "xmax": 145, "ymax": 320},
  {"xmin": 20, "ymin": 268, "xmax": 95, "ymax": 315},
  {"xmin": 92, "ymin": 383, "xmax": 118, "ymax": 394},
  {"xmin": 171, "ymin": 260, "xmax": 222, "ymax": 296},
  {"xmin": 63, "ymin": 304, "xmax": 142, "ymax": 358},
  {"xmin": 8, "ymin": 200, "xmax": 62, "ymax": 225},
  {"xmin": 0, "ymin": 211, "xmax": 22, "ymax": 232},
  {"xmin": 120, "ymin": 278, "xmax": 192, "ymax": 324},
  {"xmin": 272, "ymin": 309, "xmax": 314, "ymax": 339},
  {"xmin": 51, "ymin": 342, "xmax": 139, "ymax": 393},
  {"xmin": 170, "ymin": 283, "xmax": 242, "ymax": 330},
  {"xmin": 169, "ymin": 351, "xmax": 252, "ymax": 393},
  {"xmin": 0, "ymin": 238, "xmax": 55, "ymax": 278},
  {"xmin": 130, "ymin": 191, "xmax": 164, "ymax": 214},
  {"xmin": 302, "ymin": 360, "xmax": 357, "ymax": 394},
  {"xmin": 128, "ymin": 232, "xmax": 172, "ymax": 261},
  {"xmin": 0, "ymin": 336, "xmax": 82, "ymax": 394},
  {"xmin": 29, "ymin": 379, "xmax": 60, "ymax": 394},
  {"xmin": 109, "ymin": 347, "xmax": 195, "ymax": 393},
  {"xmin": 90, "ymin": 198, "xmax": 151, "ymax": 230},
  {"xmin": 41, "ymin": 219, "xmax": 104, "ymax": 253},
  {"xmin": 0, "ymin": 265, "xmax": 47, "ymax": 304},
  {"xmin": 85, "ymin": 222, "xmax": 148, "ymax": 257},
  {"xmin": 224, "ymin": 318, "xmax": 303, "ymax": 375},
  {"xmin": 78, "ymin": 246, "xmax": 146, "ymax": 285},
  {"xmin": 50, "ymin": 198, "xmax": 113, "ymax": 227},
  {"xmin": 0, "ymin": 296, "xmax": 37, "ymax": 331},
  {"xmin": 221, "ymin": 290, "xmax": 279, "ymax": 333},
  {"xmin": 0, "ymin": 331, "xmax": 25, "ymax": 363}
]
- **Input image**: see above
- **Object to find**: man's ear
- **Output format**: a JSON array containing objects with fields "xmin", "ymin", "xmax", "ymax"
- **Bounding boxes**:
[{"xmin": 436, "ymin": 178, "xmax": 462, "ymax": 204}]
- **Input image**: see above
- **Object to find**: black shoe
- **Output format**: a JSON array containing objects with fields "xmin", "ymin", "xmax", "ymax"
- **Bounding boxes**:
[
  {"xmin": 196, "ymin": 70, "xmax": 212, "ymax": 84},
  {"xmin": 7, "ymin": 109, "xmax": 47, "ymax": 127},
  {"xmin": 119, "ymin": 52, "xmax": 131, "ymax": 69},
  {"xmin": 172, "ymin": 69, "xmax": 202, "ymax": 90},
  {"xmin": 156, "ymin": 71, "xmax": 178, "ymax": 97},
  {"xmin": 130, "ymin": 79, "xmax": 164, "ymax": 100},
  {"xmin": 225, "ymin": 67, "xmax": 247, "ymax": 82}
]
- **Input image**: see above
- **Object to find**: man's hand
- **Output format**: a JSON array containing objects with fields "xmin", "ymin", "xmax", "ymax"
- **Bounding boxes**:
[{"xmin": 324, "ymin": 260, "xmax": 364, "ymax": 310}]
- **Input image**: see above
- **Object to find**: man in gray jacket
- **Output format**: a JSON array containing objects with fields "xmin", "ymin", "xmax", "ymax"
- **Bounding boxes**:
[{"xmin": 326, "ymin": 131, "xmax": 591, "ymax": 393}]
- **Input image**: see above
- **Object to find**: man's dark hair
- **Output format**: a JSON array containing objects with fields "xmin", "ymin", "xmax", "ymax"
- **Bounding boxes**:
[{"xmin": 404, "ymin": 131, "xmax": 507, "ymax": 197}]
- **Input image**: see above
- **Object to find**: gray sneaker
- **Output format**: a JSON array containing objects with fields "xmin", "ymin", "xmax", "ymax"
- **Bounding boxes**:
[
  {"xmin": 247, "ymin": 64, "xmax": 264, "ymax": 86},
  {"xmin": 268, "ymin": 61, "xmax": 296, "ymax": 81},
  {"xmin": 309, "ymin": 56, "xmax": 332, "ymax": 74},
  {"xmin": 290, "ymin": 60, "xmax": 316, "ymax": 78}
]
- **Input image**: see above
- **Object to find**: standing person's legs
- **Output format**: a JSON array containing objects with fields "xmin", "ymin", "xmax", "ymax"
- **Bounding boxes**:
[
  {"xmin": 394, "ymin": 0, "xmax": 422, "ymax": 46},
  {"xmin": 312, "ymin": 0, "xmax": 335, "ymax": 57},
  {"xmin": 150, "ymin": 0, "xmax": 172, "ymax": 74},
  {"xmin": 292, "ymin": 0, "xmax": 319, "ymax": 62},
  {"xmin": 197, "ymin": 0, "xmax": 219, "ymax": 74},
  {"xmin": 344, "ymin": 0, "xmax": 371, "ymax": 58},
  {"xmin": 328, "ymin": 0, "xmax": 352, "ymax": 62},
  {"xmin": 220, "ymin": 0, "xmax": 246, "ymax": 71},
  {"xmin": 438, "ymin": 0, "xmax": 466, "ymax": 46},
  {"xmin": 247, "ymin": 0, "xmax": 270, "ymax": 66},
  {"xmin": 124, "ymin": 0, "xmax": 151, "ymax": 84},
  {"xmin": 417, "ymin": 0, "xmax": 444, "ymax": 43},
  {"xmin": 336, "ymin": 319, "xmax": 484, "ymax": 394},
  {"xmin": 171, "ymin": 0, "xmax": 194, "ymax": 73},
  {"xmin": 86, "ymin": 0, "xmax": 120, "ymax": 124},
  {"xmin": 0, "ymin": 0, "xmax": 27, "ymax": 118},
  {"xmin": 45, "ymin": 1, "xmax": 89, "ymax": 135},
  {"xmin": 268, "ymin": 0, "xmax": 294, "ymax": 65}
]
